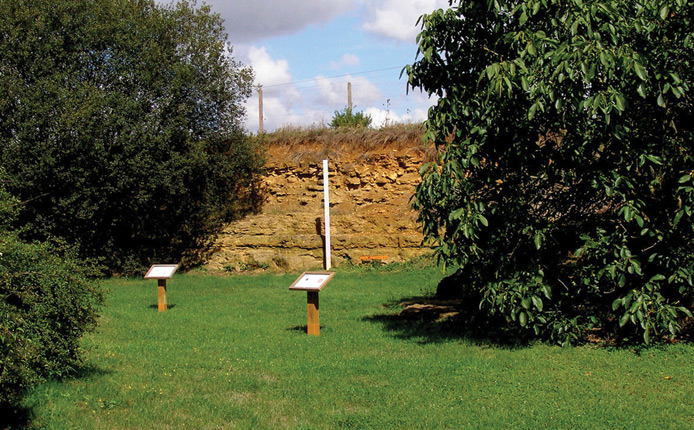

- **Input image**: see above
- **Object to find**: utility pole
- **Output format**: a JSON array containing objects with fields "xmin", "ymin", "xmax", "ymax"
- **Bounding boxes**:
[
  {"xmin": 347, "ymin": 82, "xmax": 352, "ymax": 113},
  {"xmin": 258, "ymin": 86, "xmax": 263, "ymax": 134}
]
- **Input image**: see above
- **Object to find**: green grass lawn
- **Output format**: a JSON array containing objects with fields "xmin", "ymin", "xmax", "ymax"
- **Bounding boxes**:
[{"xmin": 23, "ymin": 267, "xmax": 694, "ymax": 429}]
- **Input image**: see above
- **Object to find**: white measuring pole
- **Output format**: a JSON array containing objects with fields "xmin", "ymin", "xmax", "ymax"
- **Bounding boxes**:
[{"xmin": 322, "ymin": 159, "xmax": 331, "ymax": 270}]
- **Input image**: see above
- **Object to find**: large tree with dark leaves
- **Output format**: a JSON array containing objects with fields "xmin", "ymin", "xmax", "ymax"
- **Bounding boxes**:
[
  {"xmin": 406, "ymin": 0, "xmax": 694, "ymax": 344},
  {"xmin": 0, "ymin": 0, "xmax": 260, "ymax": 273}
]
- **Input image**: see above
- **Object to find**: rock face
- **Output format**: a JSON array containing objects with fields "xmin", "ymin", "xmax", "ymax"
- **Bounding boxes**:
[{"xmin": 206, "ymin": 144, "xmax": 431, "ymax": 272}]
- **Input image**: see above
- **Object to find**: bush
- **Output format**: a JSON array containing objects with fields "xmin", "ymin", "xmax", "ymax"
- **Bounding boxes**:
[
  {"xmin": 330, "ymin": 107, "xmax": 373, "ymax": 128},
  {"xmin": 0, "ymin": 191, "xmax": 103, "ymax": 407}
]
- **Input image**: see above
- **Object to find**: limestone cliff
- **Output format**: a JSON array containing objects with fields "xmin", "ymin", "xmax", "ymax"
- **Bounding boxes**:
[{"xmin": 206, "ymin": 126, "xmax": 432, "ymax": 272}]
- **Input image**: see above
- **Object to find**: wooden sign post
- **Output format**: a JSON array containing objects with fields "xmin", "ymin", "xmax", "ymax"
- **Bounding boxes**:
[
  {"xmin": 289, "ymin": 271, "xmax": 335, "ymax": 335},
  {"xmin": 144, "ymin": 264, "xmax": 178, "ymax": 311}
]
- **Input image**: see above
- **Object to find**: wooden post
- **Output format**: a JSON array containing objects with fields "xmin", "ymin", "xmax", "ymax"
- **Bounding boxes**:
[
  {"xmin": 258, "ymin": 87, "xmax": 264, "ymax": 134},
  {"xmin": 307, "ymin": 291, "xmax": 320, "ymax": 335},
  {"xmin": 347, "ymin": 82, "xmax": 352, "ymax": 113},
  {"xmin": 157, "ymin": 279, "xmax": 167, "ymax": 311},
  {"xmin": 323, "ymin": 159, "xmax": 331, "ymax": 270}
]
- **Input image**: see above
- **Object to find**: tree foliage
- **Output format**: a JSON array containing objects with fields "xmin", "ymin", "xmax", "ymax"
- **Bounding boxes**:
[
  {"xmin": 0, "ymin": 0, "xmax": 260, "ymax": 273},
  {"xmin": 330, "ymin": 107, "xmax": 373, "ymax": 128},
  {"xmin": 406, "ymin": 0, "xmax": 694, "ymax": 344}
]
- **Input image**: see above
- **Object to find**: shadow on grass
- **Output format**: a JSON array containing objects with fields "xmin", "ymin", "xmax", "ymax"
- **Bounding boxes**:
[
  {"xmin": 363, "ymin": 295, "xmax": 528, "ymax": 348},
  {"xmin": 0, "ymin": 402, "xmax": 31, "ymax": 430},
  {"xmin": 148, "ymin": 304, "xmax": 177, "ymax": 310},
  {"xmin": 287, "ymin": 325, "xmax": 308, "ymax": 333},
  {"xmin": 70, "ymin": 362, "xmax": 112, "ymax": 380},
  {"xmin": 0, "ymin": 364, "xmax": 111, "ymax": 430},
  {"xmin": 286, "ymin": 325, "xmax": 334, "ymax": 335}
]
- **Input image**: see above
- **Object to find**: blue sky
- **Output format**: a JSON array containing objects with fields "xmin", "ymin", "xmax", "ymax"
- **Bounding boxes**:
[{"xmin": 184, "ymin": 0, "xmax": 449, "ymax": 132}]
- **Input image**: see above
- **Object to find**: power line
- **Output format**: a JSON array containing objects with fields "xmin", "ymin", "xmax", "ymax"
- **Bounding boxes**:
[{"xmin": 259, "ymin": 66, "xmax": 404, "ymax": 89}]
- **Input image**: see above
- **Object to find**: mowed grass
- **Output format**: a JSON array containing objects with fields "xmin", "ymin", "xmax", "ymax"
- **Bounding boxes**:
[{"xmin": 24, "ymin": 268, "xmax": 694, "ymax": 429}]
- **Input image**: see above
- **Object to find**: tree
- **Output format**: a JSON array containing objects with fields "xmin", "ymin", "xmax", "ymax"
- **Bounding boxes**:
[
  {"xmin": 406, "ymin": 0, "xmax": 694, "ymax": 344},
  {"xmin": 0, "ymin": 0, "xmax": 261, "ymax": 273}
]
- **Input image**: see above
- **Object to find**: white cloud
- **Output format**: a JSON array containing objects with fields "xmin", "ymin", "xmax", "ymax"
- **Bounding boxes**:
[
  {"xmin": 310, "ymin": 75, "xmax": 383, "ymax": 111},
  {"xmin": 245, "ymin": 46, "xmax": 292, "ymax": 87},
  {"xmin": 201, "ymin": 0, "xmax": 356, "ymax": 42},
  {"xmin": 329, "ymin": 53, "xmax": 361, "ymax": 70},
  {"xmin": 365, "ymin": 105, "xmax": 428, "ymax": 128},
  {"xmin": 361, "ymin": 0, "xmax": 450, "ymax": 42}
]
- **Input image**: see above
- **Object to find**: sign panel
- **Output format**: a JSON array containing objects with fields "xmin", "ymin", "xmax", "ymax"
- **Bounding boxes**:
[
  {"xmin": 144, "ymin": 264, "xmax": 179, "ymax": 279},
  {"xmin": 289, "ymin": 271, "xmax": 335, "ymax": 291}
]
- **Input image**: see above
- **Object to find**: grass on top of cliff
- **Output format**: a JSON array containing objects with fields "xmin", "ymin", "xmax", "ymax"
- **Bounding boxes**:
[
  {"xmin": 257, "ymin": 123, "xmax": 437, "ymax": 163},
  {"xmin": 18, "ymin": 268, "xmax": 694, "ymax": 430}
]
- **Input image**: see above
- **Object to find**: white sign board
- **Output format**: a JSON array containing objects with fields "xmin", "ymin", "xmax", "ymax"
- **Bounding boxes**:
[
  {"xmin": 289, "ymin": 271, "xmax": 335, "ymax": 291},
  {"xmin": 144, "ymin": 264, "xmax": 179, "ymax": 279}
]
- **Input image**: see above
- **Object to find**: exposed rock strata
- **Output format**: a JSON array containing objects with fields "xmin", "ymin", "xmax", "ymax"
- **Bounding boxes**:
[{"xmin": 206, "ymin": 147, "xmax": 430, "ymax": 272}]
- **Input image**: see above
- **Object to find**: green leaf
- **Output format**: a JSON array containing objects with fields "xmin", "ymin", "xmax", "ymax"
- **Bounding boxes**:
[
  {"xmin": 533, "ymin": 232, "xmax": 543, "ymax": 249},
  {"xmin": 478, "ymin": 214, "xmax": 489, "ymax": 227},
  {"xmin": 531, "ymin": 295, "xmax": 543, "ymax": 311},
  {"xmin": 522, "ymin": 297, "xmax": 532, "ymax": 309},
  {"xmin": 634, "ymin": 61, "xmax": 648, "ymax": 81},
  {"xmin": 673, "ymin": 210, "xmax": 684, "ymax": 227},
  {"xmin": 657, "ymin": 93, "xmax": 665, "ymax": 107},
  {"xmin": 519, "ymin": 311, "xmax": 528, "ymax": 327},
  {"xmin": 485, "ymin": 63, "xmax": 499, "ymax": 79},
  {"xmin": 678, "ymin": 307, "xmax": 693, "ymax": 318},
  {"xmin": 660, "ymin": 5, "xmax": 669, "ymax": 20},
  {"xmin": 532, "ymin": 1, "xmax": 540, "ymax": 15},
  {"xmin": 449, "ymin": 207, "xmax": 465, "ymax": 221},
  {"xmin": 634, "ymin": 214, "xmax": 644, "ymax": 228},
  {"xmin": 615, "ymin": 94, "xmax": 626, "ymax": 111},
  {"xmin": 521, "ymin": 76, "xmax": 529, "ymax": 91}
]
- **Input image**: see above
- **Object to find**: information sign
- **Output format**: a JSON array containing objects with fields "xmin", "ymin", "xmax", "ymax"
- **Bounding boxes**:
[
  {"xmin": 289, "ymin": 272, "xmax": 335, "ymax": 291},
  {"xmin": 144, "ymin": 264, "xmax": 179, "ymax": 311},
  {"xmin": 144, "ymin": 264, "xmax": 178, "ymax": 279},
  {"xmin": 289, "ymin": 271, "xmax": 335, "ymax": 335}
]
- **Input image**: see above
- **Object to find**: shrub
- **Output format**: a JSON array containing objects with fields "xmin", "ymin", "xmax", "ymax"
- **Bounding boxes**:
[
  {"xmin": 330, "ymin": 107, "xmax": 373, "ymax": 128},
  {"xmin": 0, "ymin": 190, "xmax": 103, "ymax": 407}
]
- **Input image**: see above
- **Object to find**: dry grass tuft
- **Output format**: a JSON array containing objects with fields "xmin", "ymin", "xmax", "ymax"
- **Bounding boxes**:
[{"xmin": 256, "ymin": 123, "xmax": 434, "ymax": 163}]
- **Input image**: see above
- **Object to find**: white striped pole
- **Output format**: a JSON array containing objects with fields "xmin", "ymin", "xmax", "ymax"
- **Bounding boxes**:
[{"xmin": 323, "ymin": 159, "xmax": 331, "ymax": 270}]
